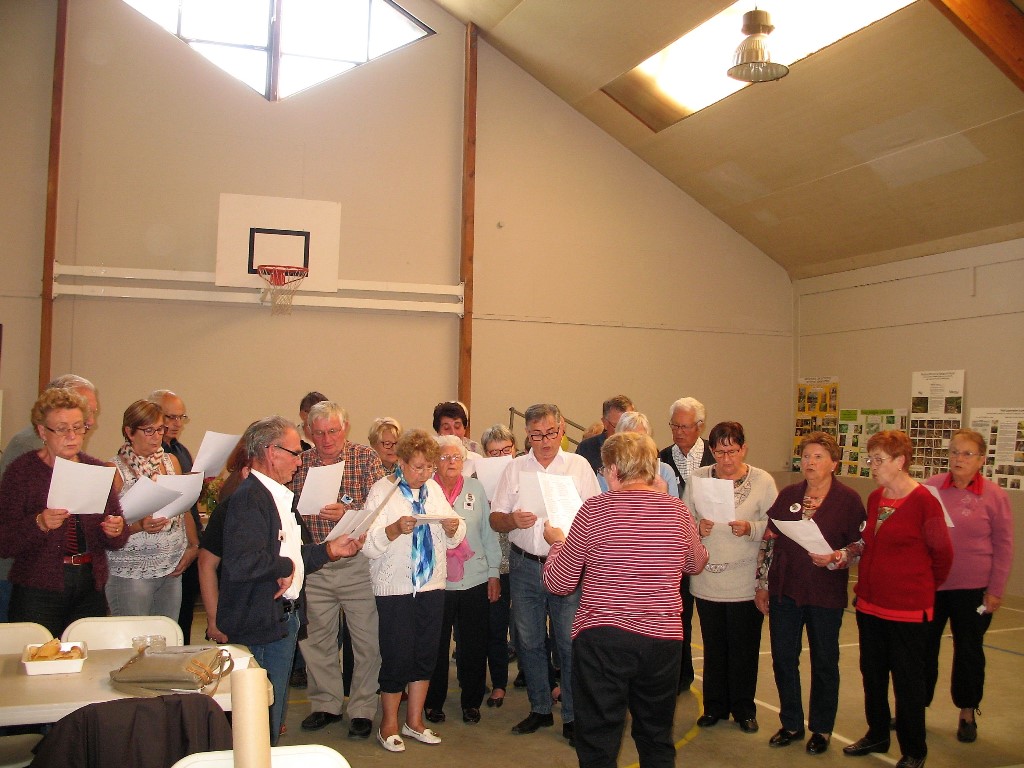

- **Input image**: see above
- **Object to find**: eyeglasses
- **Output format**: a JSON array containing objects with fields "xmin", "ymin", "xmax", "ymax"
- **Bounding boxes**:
[
  {"xmin": 598, "ymin": 465, "xmax": 614, "ymax": 477},
  {"xmin": 43, "ymin": 423, "xmax": 89, "ymax": 437},
  {"xmin": 379, "ymin": 440, "xmax": 397, "ymax": 449},
  {"xmin": 486, "ymin": 445, "xmax": 515, "ymax": 457},
  {"xmin": 438, "ymin": 454, "xmax": 464, "ymax": 463},
  {"xmin": 406, "ymin": 463, "xmax": 435, "ymax": 474},
  {"xmin": 527, "ymin": 429, "xmax": 561, "ymax": 443},
  {"xmin": 948, "ymin": 449, "xmax": 981, "ymax": 458},
  {"xmin": 669, "ymin": 420, "xmax": 704, "ymax": 431},
  {"xmin": 311, "ymin": 428, "xmax": 345, "ymax": 439},
  {"xmin": 136, "ymin": 425, "xmax": 169, "ymax": 437},
  {"xmin": 864, "ymin": 455, "xmax": 892, "ymax": 466},
  {"xmin": 273, "ymin": 444, "xmax": 303, "ymax": 458},
  {"xmin": 712, "ymin": 448, "xmax": 741, "ymax": 459},
  {"xmin": 163, "ymin": 413, "xmax": 189, "ymax": 423}
]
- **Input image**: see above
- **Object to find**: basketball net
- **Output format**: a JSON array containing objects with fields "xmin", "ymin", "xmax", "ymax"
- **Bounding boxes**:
[{"xmin": 256, "ymin": 265, "xmax": 308, "ymax": 315}]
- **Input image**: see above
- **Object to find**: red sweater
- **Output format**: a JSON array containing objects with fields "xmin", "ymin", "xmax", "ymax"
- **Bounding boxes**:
[{"xmin": 854, "ymin": 484, "xmax": 953, "ymax": 622}]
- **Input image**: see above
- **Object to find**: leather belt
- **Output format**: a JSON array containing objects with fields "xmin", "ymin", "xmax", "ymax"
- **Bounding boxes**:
[
  {"xmin": 510, "ymin": 543, "xmax": 546, "ymax": 564},
  {"xmin": 63, "ymin": 552, "xmax": 93, "ymax": 565}
]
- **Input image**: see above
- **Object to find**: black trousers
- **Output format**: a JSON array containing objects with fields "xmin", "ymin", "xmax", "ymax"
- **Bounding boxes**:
[
  {"xmin": 925, "ymin": 587, "xmax": 992, "ymax": 709},
  {"xmin": 678, "ymin": 575, "xmax": 695, "ymax": 690},
  {"xmin": 9, "ymin": 564, "xmax": 106, "ymax": 638},
  {"xmin": 694, "ymin": 597, "xmax": 764, "ymax": 721},
  {"xmin": 425, "ymin": 582, "xmax": 490, "ymax": 710},
  {"xmin": 573, "ymin": 626, "xmax": 681, "ymax": 768},
  {"xmin": 856, "ymin": 610, "xmax": 929, "ymax": 759}
]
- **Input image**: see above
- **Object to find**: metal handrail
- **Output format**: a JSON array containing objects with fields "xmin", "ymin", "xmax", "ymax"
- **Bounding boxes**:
[{"xmin": 507, "ymin": 406, "xmax": 586, "ymax": 448}]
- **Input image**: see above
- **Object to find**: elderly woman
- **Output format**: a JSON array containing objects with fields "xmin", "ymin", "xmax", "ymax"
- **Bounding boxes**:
[
  {"xmin": 754, "ymin": 432, "xmax": 866, "ymax": 754},
  {"xmin": 0, "ymin": 388, "xmax": 128, "ymax": 636},
  {"xmin": 542, "ymin": 432, "xmax": 708, "ymax": 768},
  {"xmin": 684, "ymin": 421, "xmax": 777, "ymax": 733},
  {"xmin": 433, "ymin": 401, "xmax": 481, "ymax": 455},
  {"xmin": 106, "ymin": 399, "xmax": 199, "ymax": 620},
  {"xmin": 368, "ymin": 417, "xmax": 402, "ymax": 475},
  {"xmin": 424, "ymin": 435, "xmax": 501, "ymax": 724},
  {"xmin": 923, "ymin": 429, "xmax": 1012, "ymax": 743},
  {"xmin": 362, "ymin": 429, "xmax": 467, "ymax": 752},
  {"xmin": 840, "ymin": 431, "xmax": 952, "ymax": 768}
]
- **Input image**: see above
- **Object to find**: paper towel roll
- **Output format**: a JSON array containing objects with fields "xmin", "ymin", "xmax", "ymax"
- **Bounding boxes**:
[{"xmin": 231, "ymin": 666, "xmax": 271, "ymax": 768}]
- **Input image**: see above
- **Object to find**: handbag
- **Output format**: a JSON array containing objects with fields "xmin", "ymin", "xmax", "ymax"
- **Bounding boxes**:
[{"xmin": 110, "ymin": 646, "xmax": 234, "ymax": 697}]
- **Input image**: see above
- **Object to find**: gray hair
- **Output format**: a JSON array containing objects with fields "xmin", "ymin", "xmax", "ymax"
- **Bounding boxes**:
[
  {"xmin": 368, "ymin": 417, "xmax": 402, "ymax": 447},
  {"xmin": 524, "ymin": 403, "xmax": 561, "ymax": 428},
  {"xmin": 616, "ymin": 411, "xmax": 651, "ymax": 435},
  {"xmin": 48, "ymin": 374, "xmax": 95, "ymax": 392},
  {"xmin": 307, "ymin": 401, "xmax": 349, "ymax": 426},
  {"xmin": 480, "ymin": 424, "xmax": 516, "ymax": 452},
  {"xmin": 243, "ymin": 416, "xmax": 295, "ymax": 463},
  {"xmin": 434, "ymin": 434, "xmax": 468, "ymax": 459},
  {"xmin": 669, "ymin": 397, "xmax": 706, "ymax": 424},
  {"xmin": 148, "ymin": 388, "xmax": 175, "ymax": 403}
]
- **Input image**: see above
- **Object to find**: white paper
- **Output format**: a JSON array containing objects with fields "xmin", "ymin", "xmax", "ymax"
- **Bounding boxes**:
[
  {"xmin": 413, "ymin": 512, "xmax": 458, "ymax": 526},
  {"xmin": 324, "ymin": 507, "xmax": 376, "ymax": 542},
  {"xmin": 191, "ymin": 431, "xmax": 242, "ymax": 477},
  {"xmin": 46, "ymin": 456, "xmax": 115, "ymax": 515},
  {"xmin": 119, "ymin": 477, "xmax": 184, "ymax": 524},
  {"xmin": 152, "ymin": 473, "xmax": 204, "ymax": 520},
  {"xmin": 516, "ymin": 471, "xmax": 547, "ymax": 520},
  {"xmin": 772, "ymin": 518, "xmax": 834, "ymax": 556},
  {"xmin": 538, "ymin": 473, "xmax": 583, "ymax": 534},
  {"xmin": 692, "ymin": 477, "xmax": 735, "ymax": 525},
  {"xmin": 474, "ymin": 456, "xmax": 512, "ymax": 500},
  {"xmin": 922, "ymin": 484, "xmax": 955, "ymax": 527},
  {"xmin": 296, "ymin": 462, "xmax": 345, "ymax": 516}
]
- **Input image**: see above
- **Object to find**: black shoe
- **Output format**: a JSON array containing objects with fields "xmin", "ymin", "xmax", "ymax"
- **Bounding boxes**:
[
  {"xmin": 463, "ymin": 707, "xmax": 481, "ymax": 724},
  {"xmin": 806, "ymin": 733, "xmax": 830, "ymax": 754},
  {"xmin": 895, "ymin": 757, "xmax": 926, "ymax": 768},
  {"xmin": 843, "ymin": 736, "xmax": 890, "ymax": 756},
  {"xmin": 769, "ymin": 727, "xmax": 805, "ymax": 747},
  {"xmin": 348, "ymin": 718, "xmax": 372, "ymax": 739},
  {"xmin": 301, "ymin": 711, "xmax": 343, "ymax": 731},
  {"xmin": 697, "ymin": 714, "xmax": 720, "ymax": 728},
  {"xmin": 739, "ymin": 718, "xmax": 759, "ymax": 733},
  {"xmin": 486, "ymin": 692, "xmax": 505, "ymax": 708},
  {"xmin": 513, "ymin": 670, "xmax": 526, "ymax": 688},
  {"xmin": 957, "ymin": 718, "xmax": 977, "ymax": 743},
  {"xmin": 511, "ymin": 712, "xmax": 554, "ymax": 734},
  {"xmin": 289, "ymin": 668, "xmax": 307, "ymax": 689},
  {"xmin": 424, "ymin": 708, "xmax": 446, "ymax": 723},
  {"xmin": 563, "ymin": 722, "xmax": 575, "ymax": 746}
]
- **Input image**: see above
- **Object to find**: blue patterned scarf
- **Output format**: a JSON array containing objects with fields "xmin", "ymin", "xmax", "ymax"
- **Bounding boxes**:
[{"xmin": 396, "ymin": 467, "xmax": 434, "ymax": 592}]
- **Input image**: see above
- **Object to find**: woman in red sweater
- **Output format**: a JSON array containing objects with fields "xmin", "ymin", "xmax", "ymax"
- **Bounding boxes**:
[{"xmin": 841, "ymin": 431, "xmax": 953, "ymax": 768}]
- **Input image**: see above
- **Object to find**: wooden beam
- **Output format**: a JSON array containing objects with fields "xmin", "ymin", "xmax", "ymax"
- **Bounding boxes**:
[
  {"xmin": 930, "ymin": 0, "xmax": 1024, "ymax": 91},
  {"xmin": 39, "ymin": 0, "xmax": 69, "ymax": 391},
  {"xmin": 457, "ymin": 24, "xmax": 478, "ymax": 412}
]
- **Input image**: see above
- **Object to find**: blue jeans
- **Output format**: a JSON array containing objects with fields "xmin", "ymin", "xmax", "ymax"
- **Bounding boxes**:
[
  {"xmin": 769, "ymin": 594, "xmax": 843, "ymax": 733},
  {"xmin": 509, "ymin": 548, "xmax": 580, "ymax": 722},
  {"xmin": 249, "ymin": 610, "xmax": 300, "ymax": 746},
  {"xmin": 105, "ymin": 574, "xmax": 182, "ymax": 620}
]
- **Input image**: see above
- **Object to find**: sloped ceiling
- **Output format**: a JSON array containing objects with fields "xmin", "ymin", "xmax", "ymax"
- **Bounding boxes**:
[{"xmin": 432, "ymin": 0, "xmax": 1024, "ymax": 278}]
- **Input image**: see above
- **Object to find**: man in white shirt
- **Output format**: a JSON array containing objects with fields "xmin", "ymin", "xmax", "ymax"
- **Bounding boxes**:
[{"xmin": 489, "ymin": 403, "xmax": 601, "ymax": 746}]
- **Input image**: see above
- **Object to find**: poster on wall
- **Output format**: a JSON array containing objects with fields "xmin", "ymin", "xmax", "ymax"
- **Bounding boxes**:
[
  {"xmin": 909, "ymin": 370, "xmax": 964, "ymax": 479},
  {"xmin": 792, "ymin": 376, "xmax": 839, "ymax": 471},
  {"xmin": 969, "ymin": 407, "xmax": 1024, "ymax": 491},
  {"xmin": 838, "ymin": 409, "xmax": 909, "ymax": 478}
]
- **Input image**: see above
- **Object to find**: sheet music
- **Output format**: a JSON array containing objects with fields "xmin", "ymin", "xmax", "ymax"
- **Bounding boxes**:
[
  {"xmin": 152, "ymin": 473, "xmax": 204, "ymax": 520},
  {"xmin": 191, "ymin": 431, "xmax": 242, "ymax": 477},
  {"xmin": 119, "ymin": 477, "xmax": 183, "ymax": 524},
  {"xmin": 772, "ymin": 518, "xmax": 833, "ymax": 556},
  {"xmin": 46, "ymin": 457, "xmax": 115, "ymax": 515},
  {"xmin": 538, "ymin": 473, "xmax": 583, "ymax": 534},
  {"xmin": 296, "ymin": 462, "xmax": 346, "ymax": 516},
  {"xmin": 692, "ymin": 477, "xmax": 735, "ymax": 524}
]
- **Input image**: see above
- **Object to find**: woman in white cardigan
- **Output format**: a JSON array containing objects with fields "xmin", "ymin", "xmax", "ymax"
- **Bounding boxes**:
[{"xmin": 362, "ymin": 429, "xmax": 466, "ymax": 753}]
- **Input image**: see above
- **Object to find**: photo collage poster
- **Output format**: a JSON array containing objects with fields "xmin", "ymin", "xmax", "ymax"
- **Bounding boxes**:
[
  {"xmin": 793, "ymin": 376, "xmax": 839, "ymax": 471},
  {"xmin": 838, "ymin": 409, "xmax": 909, "ymax": 478},
  {"xmin": 909, "ymin": 370, "xmax": 964, "ymax": 479},
  {"xmin": 969, "ymin": 407, "xmax": 1024, "ymax": 491}
]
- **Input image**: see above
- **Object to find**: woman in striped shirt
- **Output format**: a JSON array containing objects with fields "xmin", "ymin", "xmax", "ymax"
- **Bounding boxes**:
[{"xmin": 542, "ymin": 432, "xmax": 708, "ymax": 768}]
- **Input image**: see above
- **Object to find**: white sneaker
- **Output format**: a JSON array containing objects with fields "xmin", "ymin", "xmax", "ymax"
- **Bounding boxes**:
[
  {"xmin": 377, "ymin": 729, "xmax": 405, "ymax": 752},
  {"xmin": 401, "ymin": 723, "xmax": 442, "ymax": 744}
]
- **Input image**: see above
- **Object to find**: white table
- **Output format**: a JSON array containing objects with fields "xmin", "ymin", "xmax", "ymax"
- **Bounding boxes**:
[{"xmin": 0, "ymin": 645, "xmax": 261, "ymax": 727}]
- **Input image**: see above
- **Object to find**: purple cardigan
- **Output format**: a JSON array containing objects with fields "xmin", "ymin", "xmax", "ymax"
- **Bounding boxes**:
[
  {"xmin": 0, "ymin": 451, "xmax": 127, "ymax": 592},
  {"xmin": 765, "ymin": 479, "xmax": 866, "ymax": 609}
]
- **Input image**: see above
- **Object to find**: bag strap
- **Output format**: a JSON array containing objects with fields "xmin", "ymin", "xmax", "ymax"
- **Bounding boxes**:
[{"xmin": 109, "ymin": 648, "xmax": 234, "ymax": 698}]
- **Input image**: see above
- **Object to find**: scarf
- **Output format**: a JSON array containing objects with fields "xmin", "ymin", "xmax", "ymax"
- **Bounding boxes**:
[
  {"xmin": 118, "ymin": 440, "xmax": 166, "ymax": 481},
  {"xmin": 435, "ymin": 473, "xmax": 474, "ymax": 582},
  {"xmin": 396, "ymin": 466, "xmax": 434, "ymax": 592}
]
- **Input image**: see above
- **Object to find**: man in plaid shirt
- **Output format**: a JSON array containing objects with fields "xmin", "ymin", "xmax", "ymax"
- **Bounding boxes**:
[{"xmin": 289, "ymin": 401, "xmax": 385, "ymax": 738}]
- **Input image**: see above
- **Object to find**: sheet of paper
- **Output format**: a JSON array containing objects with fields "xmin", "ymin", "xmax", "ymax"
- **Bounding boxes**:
[
  {"xmin": 46, "ymin": 457, "xmax": 116, "ymax": 515},
  {"xmin": 296, "ymin": 462, "xmax": 346, "ymax": 516},
  {"xmin": 538, "ymin": 473, "xmax": 583, "ymax": 534},
  {"xmin": 692, "ymin": 477, "xmax": 735, "ymax": 525},
  {"xmin": 413, "ymin": 512, "xmax": 458, "ymax": 526},
  {"xmin": 191, "ymin": 431, "xmax": 242, "ymax": 477},
  {"xmin": 772, "ymin": 518, "xmax": 834, "ymax": 556},
  {"xmin": 515, "ymin": 471, "xmax": 547, "ymax": 520},
  {"xmin": 473, "ymin": 456, "xmax": 512, "ymax": 500},
  {"xmin": 152, "ymin": 473, "xmax": 204, "ymax": 519},
  {"xmin": 119, "ymin": 477, "xmax": 184, "ymax": 524},
  {"xmin": 922, "ymin": 484, "xmax": 955, "ymax": 527},
  {"xmin": 325, "ymin": 507, "xmax": 376, "ymax": 542}
]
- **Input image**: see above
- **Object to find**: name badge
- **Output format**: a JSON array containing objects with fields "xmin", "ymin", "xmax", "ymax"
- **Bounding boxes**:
[
  {"xmin": 341, "ymin": 494, "xmax": 354, "ymax": 506},
  {"xmin": 464, "ymin": 492, "xmax": 475, "ymax": 511}
]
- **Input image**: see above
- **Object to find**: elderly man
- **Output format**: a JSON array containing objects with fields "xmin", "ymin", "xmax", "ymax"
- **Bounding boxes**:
[
  {"xmin": 288, "ymin": 401, "xmax": 385, "ymax": 739},
  {"xmin": 574, "ymin": 395, "xmax": 634, "ymax": 473},
  {"xmin": 217, "ymin": 416, "xmax": 362, "ymax": 745},
  {"xmin": 0, "ymin": 374, "xmax": 100, "ymax": 621},
  {"xmin": 490, "ymin": 403, "xmax": 601, "ymax": 745},
  {"xmin": 658, "ymin": 397, "xmax": 715, "ymax": 693}
]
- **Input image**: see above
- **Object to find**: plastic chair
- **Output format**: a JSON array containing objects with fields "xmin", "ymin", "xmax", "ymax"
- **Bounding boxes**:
[
  {"xmin": 61, "ymin": 615, "xmax": 184, "ymax": 649},
  {"xmin": 169, "ymin": 745, "xmax": 350, "ymax": 768},
  {"xmin": 0, "ymin": 623, "xmax": 52, "ymax": 654},
  {"xmin": 0, "ymin": 733, "xmax": 43, "ymax": 768}
]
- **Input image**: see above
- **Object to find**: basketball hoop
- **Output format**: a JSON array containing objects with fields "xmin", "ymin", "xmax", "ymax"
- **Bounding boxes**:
[{"xmin": 256, "ymin": 265, "xmax": 308, "ymax": 315}]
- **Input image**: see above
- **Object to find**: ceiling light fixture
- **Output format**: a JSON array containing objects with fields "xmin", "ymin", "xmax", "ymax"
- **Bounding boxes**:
[{"xmin": 727, "ymin": 8, "xmax": 789, "ymax": 83}]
